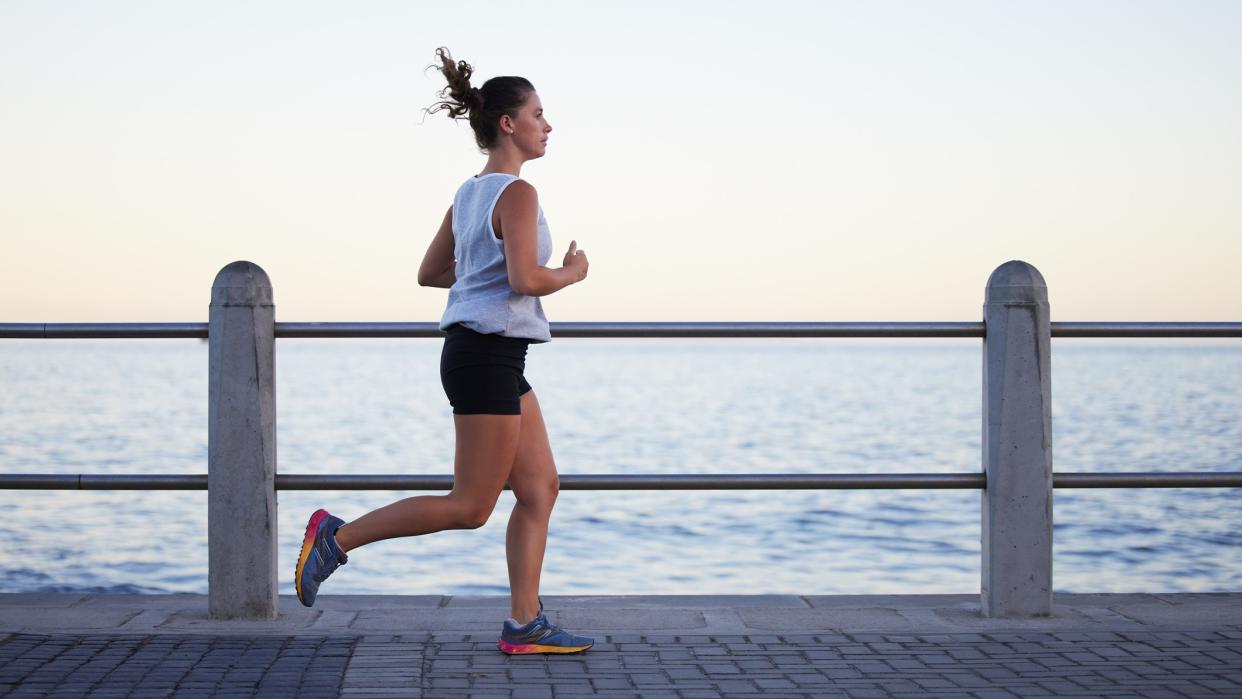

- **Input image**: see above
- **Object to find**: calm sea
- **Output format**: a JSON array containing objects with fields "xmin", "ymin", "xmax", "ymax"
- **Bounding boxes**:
[{"xmin": 1, "ymin": 339, "xmax": 1239, "ymax": 596}]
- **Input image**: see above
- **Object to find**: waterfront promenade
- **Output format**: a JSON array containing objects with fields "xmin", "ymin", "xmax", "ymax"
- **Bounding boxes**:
[{"xmin": 2, "ymin": 592, "xmax": 1240, "ymax": 697}]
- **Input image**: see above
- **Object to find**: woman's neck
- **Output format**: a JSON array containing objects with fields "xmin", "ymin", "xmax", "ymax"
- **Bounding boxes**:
[{"xmin": 478, "ymin": 147, "xmax": 524, "ymax": 177}]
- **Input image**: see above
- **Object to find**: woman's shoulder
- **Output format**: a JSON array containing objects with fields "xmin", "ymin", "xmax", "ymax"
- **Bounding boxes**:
[
  {"xmin": 504, "ymin": 177, "xmax": 536, "ymax": 195},
  {"xmin": 491, "ymin": 178, "xmax": 539, "ymax": 235},
  {"xmin": 495, "ymin": 178, "xmax": 538, "ymax": 207}
]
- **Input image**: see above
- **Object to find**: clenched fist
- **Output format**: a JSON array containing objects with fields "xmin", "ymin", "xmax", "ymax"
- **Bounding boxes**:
[{"xmin": 563, "ymin": 240, "xmax": 589, "ymax": 283}]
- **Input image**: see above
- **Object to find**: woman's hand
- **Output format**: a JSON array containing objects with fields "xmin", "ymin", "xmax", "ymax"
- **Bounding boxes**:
[{"xmin": 563, "ymin": 240, "xmax": 589, "ymax": 283}]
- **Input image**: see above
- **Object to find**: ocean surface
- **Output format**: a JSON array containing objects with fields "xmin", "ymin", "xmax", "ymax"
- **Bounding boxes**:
[{"xmin": 0, "ymin": 338, "xmax": 1239, "ymax": 597}]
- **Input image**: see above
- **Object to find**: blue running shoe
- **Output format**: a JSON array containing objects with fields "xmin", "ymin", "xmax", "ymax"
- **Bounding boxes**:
[
  {"xmin": 295, "ymin": 509, "xmax": 348, "ymax": 607},
  {"xmin": 498, "ymin": 606, "xmax": 593, "ymax": 655}
]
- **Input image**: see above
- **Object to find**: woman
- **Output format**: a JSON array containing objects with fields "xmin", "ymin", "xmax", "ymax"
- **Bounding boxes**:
[{"xmin": 294, "ymin": 47, "xmax": 592, "ymax": 655}]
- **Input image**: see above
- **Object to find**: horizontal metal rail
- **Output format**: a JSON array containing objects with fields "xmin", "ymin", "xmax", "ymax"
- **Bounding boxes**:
[
  {"xmin": 1053, "ymin": 472, "xmax": 1242, "ymax": 488},
  {"xmin": 1052, "ymin": 322, "xmax": 1242, "ymax": 338},
  {"xmin": 0, "ymin": 474, "xmax": 209, "ymax": 490},
  {"xmin": 276, "ymin": 322, "xmax": 989, "ymax": 338},
  {"xmin": 3, "ymin": 321, "xmax": 1242, "ymax": 339},
  {"xmin": 2, "ymin": 472, "xmax": 1240, "ymax": 490},
  {"xmin": 1, "ymin": 323, "xmax": 208, "ymax": 339}
]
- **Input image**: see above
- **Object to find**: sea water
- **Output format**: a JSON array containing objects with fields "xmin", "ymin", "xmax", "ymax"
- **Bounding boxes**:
[{"xmin": 0, "ymin": 338, "xmax": 1238, "ymax": 596}]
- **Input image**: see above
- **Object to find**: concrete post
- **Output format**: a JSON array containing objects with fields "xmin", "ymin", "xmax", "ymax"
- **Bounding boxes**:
[
  {"xmin": 208, "ymin": 261, "xmax": 277, "ymax": 620},
  {"xmin": 981, "ymin": 260, "xmax": 1053, "ymax": 618}
]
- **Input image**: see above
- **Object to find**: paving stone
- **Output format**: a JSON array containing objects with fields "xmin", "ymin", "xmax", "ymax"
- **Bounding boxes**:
[{"xmin": 2, "ymin": 623, "xmax": 1242, "ymax": 697}]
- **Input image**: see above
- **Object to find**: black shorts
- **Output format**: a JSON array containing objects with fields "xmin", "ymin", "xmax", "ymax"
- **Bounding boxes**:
[{"xmin": 439, "ymin": 323, "xmax": 533, "ymax": 415}]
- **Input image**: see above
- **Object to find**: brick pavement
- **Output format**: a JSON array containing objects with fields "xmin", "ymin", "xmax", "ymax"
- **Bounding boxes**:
[
  {"xmin": 0, "ymin": 634, "xmax": 354, "ymax": 698},
  {"xmin": 2, "ymin": 628, "xmax": 1240, "ymax": 698}
]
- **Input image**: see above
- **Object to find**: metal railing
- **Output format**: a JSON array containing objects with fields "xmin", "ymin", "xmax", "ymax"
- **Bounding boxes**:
[
  {"xmin": 5, "ymin": 317, "xmax": 1239, "ymax": 494},
  {"xmin": 4, "ymin": 472, "xmax": 1242, "ymax": 490},
  {"xmin": 2, "ymin": 259, "xmax": 1239, "ymax": 621},
  {"xmin": 4, "ymin": 320, "xmax": 1242, "ymax": 339}
]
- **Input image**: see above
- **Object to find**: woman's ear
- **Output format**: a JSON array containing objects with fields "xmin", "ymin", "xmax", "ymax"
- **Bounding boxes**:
[{"xmin": 499, "ymin": 114, "xmax": 514, "ymax": 135}]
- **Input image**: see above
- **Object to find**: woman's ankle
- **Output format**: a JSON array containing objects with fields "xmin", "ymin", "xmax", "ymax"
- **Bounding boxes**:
[
  {"xmin": 509, "ymin": 604, "xmax": 540, "ymax": 625},
  {"xmin": 333, "ymin": 523, "xmax": 354, "ymax": 553}
]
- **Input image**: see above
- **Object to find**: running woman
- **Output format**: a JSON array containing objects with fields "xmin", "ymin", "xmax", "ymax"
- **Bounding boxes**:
[{"xmin": 295, "ymin": 47, "xmax": 592, "ymax": 655}]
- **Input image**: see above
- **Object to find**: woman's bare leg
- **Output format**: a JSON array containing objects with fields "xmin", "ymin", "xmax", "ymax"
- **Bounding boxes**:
[
  {"xmin": 505, "ymin": 389, "xmax": 559, "ymax": 624},
  {"xmin": 333, "ymin": 413, "xmax": 521, "ymax": 552}
]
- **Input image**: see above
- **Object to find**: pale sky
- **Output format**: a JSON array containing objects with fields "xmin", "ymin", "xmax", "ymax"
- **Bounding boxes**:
[{"xmin": 2, "ymin": 1, "xmax": 1239, "ymax": 323}]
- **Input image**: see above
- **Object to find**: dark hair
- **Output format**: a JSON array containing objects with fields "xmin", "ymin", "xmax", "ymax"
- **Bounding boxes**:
[{"xmin": 427, "ymin": 47, "xmax": 535, "ymax": 152}]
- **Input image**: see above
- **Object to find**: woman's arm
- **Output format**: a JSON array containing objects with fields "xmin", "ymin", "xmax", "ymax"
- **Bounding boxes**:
[
  {"xmin": 417, "ymin": 207, "xmax": 456, "ymax": 288},
  {"xmin": 498, "ymin": 181, "xmax": 588, "ymax": 297}
]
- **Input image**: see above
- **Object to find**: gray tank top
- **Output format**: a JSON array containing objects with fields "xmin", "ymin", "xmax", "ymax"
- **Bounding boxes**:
[{"xmin": 438, "ymin": 173, "xmax": 553, "ymax": 342}]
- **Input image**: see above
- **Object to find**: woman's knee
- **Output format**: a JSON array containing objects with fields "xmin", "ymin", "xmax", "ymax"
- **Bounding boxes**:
[
  {"xmin": 515, "ymin": 474, "xmax": 559, "ymax": 511},
  {"xmin": 449, "ymin": 497, "xmax": 497, "ymax": 530}
]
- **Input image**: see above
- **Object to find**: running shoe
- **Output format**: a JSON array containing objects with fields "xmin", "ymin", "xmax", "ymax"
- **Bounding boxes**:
[
  {"xmin": 294, "ymin": 509, "xmax": 348, "ymax": 607},
  {"xmin": 498, "ymin": 606, "xmax": 594, "ymax": 655}
]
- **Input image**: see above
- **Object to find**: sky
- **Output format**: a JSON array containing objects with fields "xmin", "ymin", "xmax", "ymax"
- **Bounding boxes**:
[{"xmin": 1, "ymin": 1, "xmax": 1240, "ymax": 323}]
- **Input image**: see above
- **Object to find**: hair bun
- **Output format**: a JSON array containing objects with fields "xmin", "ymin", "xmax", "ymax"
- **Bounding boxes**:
[
  {"xmin": 426, "ymin": 47, "xmax": 535, "ymax": 152},
  {"xmin": 427, "ymin": 47, "xmax": 477, "ymax": 120}
]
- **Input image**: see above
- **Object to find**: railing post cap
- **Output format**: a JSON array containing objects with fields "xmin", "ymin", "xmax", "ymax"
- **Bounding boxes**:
[
  {"xmin": 211, "ymin": 261, "xmax": 273, "ymax": 307},
  {"xmin": 985, "ymin": 260, "xmax": 1047, "ymax": 304}
]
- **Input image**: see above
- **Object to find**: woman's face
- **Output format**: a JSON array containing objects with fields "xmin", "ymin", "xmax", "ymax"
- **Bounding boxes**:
[{"xmin": 505, "ymin": 91, "xmax": 552, "ymax": 159}]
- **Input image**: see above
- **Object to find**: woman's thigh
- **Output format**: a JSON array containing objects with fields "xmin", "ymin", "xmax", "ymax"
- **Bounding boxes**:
[
  {"xmin": 451, "ymin": 413, "xmax": 522, "ymax": 508},
  {"xmin": 508, "ymin": 390, "xmax": 559, "ymax": 508}
]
